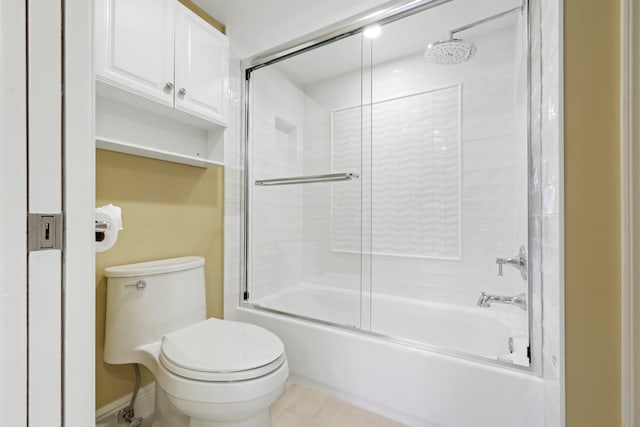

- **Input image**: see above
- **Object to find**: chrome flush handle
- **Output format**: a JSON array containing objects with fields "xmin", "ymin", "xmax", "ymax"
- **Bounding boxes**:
[{"xmin": 125, "ymin": 280, "xmax": 146, "ymax": 290}]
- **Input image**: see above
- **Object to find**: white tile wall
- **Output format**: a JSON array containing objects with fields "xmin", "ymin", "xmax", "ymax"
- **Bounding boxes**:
[
  {"xmin": 331, "ymin": 86, "xmax": 461, "ymax": 259},
  {"xmin": 530, "ymin": 0, "xmax": 564, "ymax": 425},
  {"xmin": 302, "ymin": 22, "xmax": 529, "ymax": 301}
]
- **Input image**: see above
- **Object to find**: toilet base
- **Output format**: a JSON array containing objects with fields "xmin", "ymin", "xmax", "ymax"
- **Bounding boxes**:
[
  {"xmin": 151, "ymin": 383, "xmax": 279, "ymax": 427},
  {"xmin": 151, "ymin": 383, "xmax": 189, "ymax": 427}
]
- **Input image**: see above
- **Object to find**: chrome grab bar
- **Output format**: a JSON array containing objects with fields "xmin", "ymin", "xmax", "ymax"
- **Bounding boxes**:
[{"xmin": 255, "ymin": 172, "xmax": 359, "ymax": 186}]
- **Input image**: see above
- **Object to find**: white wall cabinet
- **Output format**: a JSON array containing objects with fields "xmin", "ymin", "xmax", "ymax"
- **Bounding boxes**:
[
  {"xmin": 175, "ymin": 5, "xmax": 229, "ymax": 124},
  {"xmin": 95, "ymin": 0, "xmax": 176, "ymax": 106},
  {"xmin": 95, "ymin": 0, "xmax": 227, "ymax": 167}
]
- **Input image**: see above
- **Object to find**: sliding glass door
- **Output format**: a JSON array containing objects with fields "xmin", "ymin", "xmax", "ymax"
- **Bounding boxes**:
[
  {"xmin": 247, "ymin": 32, "xmax": 373, "ymax": 329},
  {"xmin": 244, "ymin": 0, "xmax": 531, "ymax": 368}
]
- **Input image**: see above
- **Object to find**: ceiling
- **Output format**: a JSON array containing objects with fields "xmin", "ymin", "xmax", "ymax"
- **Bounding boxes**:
[
  {"xmin": 194, "ymin": 0, "xmax": 522, "ymax": 85},
  {"xmin": 193, "ymin": 0, "xmax": 394, "ymax": 57},
  {"xmin": 194, "ymin": 0, "xmax": 521, "ymax": 55}
]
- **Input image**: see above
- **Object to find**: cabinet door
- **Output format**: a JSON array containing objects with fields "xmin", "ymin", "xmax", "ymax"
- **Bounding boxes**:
[
  {"xmin": 95, "ymin": 0, "xmax": 175, "ymax": 106},
  {"xmin": 174, "ymin": 4, "xmax": 228, "ymax": 125}
]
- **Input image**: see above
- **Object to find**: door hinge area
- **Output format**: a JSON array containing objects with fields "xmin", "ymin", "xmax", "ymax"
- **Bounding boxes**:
[{"xmin": 28, "ymin": 213, "xmax": 63, "ymax": 252}]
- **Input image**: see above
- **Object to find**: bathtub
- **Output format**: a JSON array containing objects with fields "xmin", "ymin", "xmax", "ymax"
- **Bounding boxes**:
[
  {"xmin": 230, "ymin": 284, "xmax": 543, "ymax": 427},
  {"xmin": 254, "ymin": 284, "xmax": 529, "ymax": 363}
]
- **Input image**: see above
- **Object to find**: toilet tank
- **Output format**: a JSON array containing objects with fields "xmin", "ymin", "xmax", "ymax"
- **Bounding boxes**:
[{"xmin": 103, "ymin": 256, "xmax": 206, "ymax": 364}]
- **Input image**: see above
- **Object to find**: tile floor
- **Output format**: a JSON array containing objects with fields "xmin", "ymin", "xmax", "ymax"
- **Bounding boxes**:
[
  {"xmin": 99, "ymin": 380, "xmax": 405, "ymax": 427},
  {"xmin": 272, "ymin": 380, "xmax": 406, "ymax": 427}
]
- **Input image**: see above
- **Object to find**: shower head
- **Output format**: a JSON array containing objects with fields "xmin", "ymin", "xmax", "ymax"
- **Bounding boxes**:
[
  {"xmin": 424, "ymin": 38, "xmax": 477, "ymax": 65},
  {"xmin": 425, "ymin": 5, "xmax": 523, "ymax": 65}
]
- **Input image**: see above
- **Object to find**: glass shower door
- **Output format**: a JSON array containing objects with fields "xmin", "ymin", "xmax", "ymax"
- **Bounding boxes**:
[
  {"xmin": 366, "ymin": 6, "xmax": 531, "ymax": 366},
  {"xmin": 244, "ymin": 0, "xmax": 532, "ymax": 369},
  {"xmin": 246, "ymin": 32, "xmax": 371, "ymax": 329}
]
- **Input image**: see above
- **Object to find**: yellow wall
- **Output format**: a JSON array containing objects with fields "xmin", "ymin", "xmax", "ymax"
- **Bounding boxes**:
[
  {"xmin": 564, "ymin": 0, "xmax": 621, "ymax": 425},
  {"xmin": 178, "ymin": 0, "xmax": 225, "ymax": 33},
  {"xmin": 95, "ymin": 149, "xmax": 224, "ymax": 408}
]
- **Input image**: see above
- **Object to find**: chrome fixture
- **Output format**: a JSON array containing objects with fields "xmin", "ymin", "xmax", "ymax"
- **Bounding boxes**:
[
  {"xmin": 95, "ymin": 220, "xmax": 109, "ymax": 232},
  {"xmin": 178, "ymin": 87, "xmax": 187, "ymax": 96},
  {"xmin": 477, "ymin": 292, "xmax": 527, "ymax": 311},
  {"xmin": 496, "ymin": 245, "xmax": 528, "ymax": 280},
  {"xmin": 425, "ymin": 5, "xmax": 522, "ymax": 65},
  {"xmin": 125, "ymin": 280, "xmax": 147, "ymax": 290},
  {"xmin": 255, "ymin": 172, "xmax": 359, "ymax": 186},
  {"xmin": 242, "ymin": 0, "xmax": 452, "ymax": 70},
  {"xmin": 164, "ymin": 82, "xmax": 174, "ymax": 91},
  {"xmin": 116, "ymin": 364, "xmax": 143, "ymax": 426},
  {"xmin": 425, "ymin": 38, "xmax": 477, "ymax": 65}
]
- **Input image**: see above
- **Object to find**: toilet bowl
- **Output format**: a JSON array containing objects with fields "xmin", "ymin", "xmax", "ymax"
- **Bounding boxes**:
[{"xmin": 103, "ymin": 257, "xmax": 288, "ymax": 427}]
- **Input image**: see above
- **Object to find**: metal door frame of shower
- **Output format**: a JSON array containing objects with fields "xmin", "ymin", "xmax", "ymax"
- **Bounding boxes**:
[
  {"xmin": 621, "ymin": 0, "xmax": 639, "ymax": 424},
  {"xmin": 239, "ymin": 0, "xmax": 538, "ymax": 374}
]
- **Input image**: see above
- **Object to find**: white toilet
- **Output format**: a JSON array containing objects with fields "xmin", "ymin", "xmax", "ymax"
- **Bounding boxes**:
[{"xmin": 103, "ymin": 256, "xmax": 289, "ymax": 427}]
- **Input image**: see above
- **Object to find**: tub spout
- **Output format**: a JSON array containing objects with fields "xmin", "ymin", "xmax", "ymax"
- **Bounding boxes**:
[{"xmin": 477, "ymin": 291, "xmax": 527, "ymax": 311}]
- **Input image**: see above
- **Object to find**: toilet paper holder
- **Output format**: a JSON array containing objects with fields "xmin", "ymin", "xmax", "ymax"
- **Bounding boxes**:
[
  {"xmin": 95, "ymin": 204, "xmax": 123, "ymax": 251},
  {"xmin": 95, "ymin": 220, "xmax": 109, "ymax": 231},
  {"xmin": 95, "ymin": 220, "xmax": 109, "ymax": 242}
]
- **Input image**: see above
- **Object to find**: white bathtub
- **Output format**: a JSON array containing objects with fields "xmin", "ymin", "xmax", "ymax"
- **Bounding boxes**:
[
  {"xmin": 230, "ymin": 284, "xmax": 544, "ymax": 427},
  {"xmin": 255, "ymin": 284, "xmax": 529, "ymax": 363}
]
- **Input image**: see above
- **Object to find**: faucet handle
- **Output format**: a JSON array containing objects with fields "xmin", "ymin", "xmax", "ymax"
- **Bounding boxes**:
[
  {"xmin": 495, "ymin": 246, "xmax": 528, "ymax": 280},
  {"xmin": 496, "ymin": 257, "xmax": 506, "ymax": 276}
]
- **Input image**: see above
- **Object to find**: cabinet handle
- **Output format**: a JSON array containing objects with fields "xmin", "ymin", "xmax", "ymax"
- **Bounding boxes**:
[
  {"xmin": 178, "ymin": 88, "xmax": 187, "ymax": 96},
  {"xmin": 164, "ymin": 82, "xmax": 174, "ymax": 91}
]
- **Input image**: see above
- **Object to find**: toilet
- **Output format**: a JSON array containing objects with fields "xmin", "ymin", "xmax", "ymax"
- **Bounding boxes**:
[{"xmin": 103, "ymin": 256, "xmax": 289, "ymax": 427}]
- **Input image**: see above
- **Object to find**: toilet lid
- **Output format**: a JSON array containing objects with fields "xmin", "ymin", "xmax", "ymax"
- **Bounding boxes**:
[{"xmin": 160, "ymin": 318, "xmax": 285, "ymax": 382}]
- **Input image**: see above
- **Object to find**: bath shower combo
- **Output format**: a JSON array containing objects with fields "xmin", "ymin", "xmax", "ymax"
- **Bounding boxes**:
[{"xmin": 232, "ymin": 0, "xmax": 542, "ymax": 425}]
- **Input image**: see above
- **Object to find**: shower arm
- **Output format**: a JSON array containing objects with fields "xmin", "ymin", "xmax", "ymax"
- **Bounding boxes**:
[{"xmin": 448, "ymin": 5, "xmax": 523, "ymax": 40}]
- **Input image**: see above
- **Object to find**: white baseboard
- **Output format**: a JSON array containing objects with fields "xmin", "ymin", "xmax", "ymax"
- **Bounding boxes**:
[{"xmin": 95, "ymin": 382, "xmax": 155, "ymax": 426}]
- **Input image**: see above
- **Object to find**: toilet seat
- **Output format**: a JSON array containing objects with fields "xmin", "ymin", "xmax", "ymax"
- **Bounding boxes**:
[{"xmin": 159, "ymin": 318, "xmax": 286, "ymax": 382}]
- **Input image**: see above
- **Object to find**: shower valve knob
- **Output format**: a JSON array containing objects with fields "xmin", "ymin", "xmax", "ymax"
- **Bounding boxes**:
[{"xmin": 495, "ymin": 245, "xmax": 528, "ymax": 280}]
